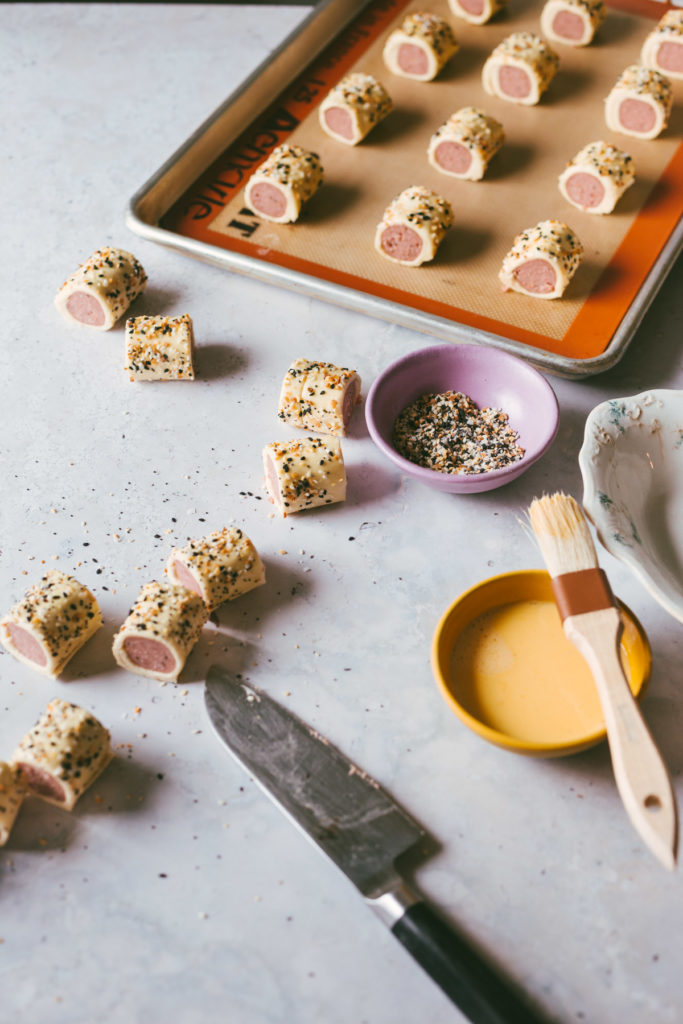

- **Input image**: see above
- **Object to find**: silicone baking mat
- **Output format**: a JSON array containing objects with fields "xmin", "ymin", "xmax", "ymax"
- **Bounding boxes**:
[{"xmin": 160, "ymin": 0, "xmax": 683, "ymax": 365}]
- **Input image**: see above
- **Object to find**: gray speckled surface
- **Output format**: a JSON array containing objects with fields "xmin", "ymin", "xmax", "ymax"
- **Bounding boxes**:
[{"xmin": 1, "ymin": 5, "xmax": 682, "ymax": 1023}]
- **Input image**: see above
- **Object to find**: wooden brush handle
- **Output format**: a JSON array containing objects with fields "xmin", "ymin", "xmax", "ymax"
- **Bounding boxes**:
[{"xmin": 565, "ymin": 607, "xmax": 678, "ymax": 870}]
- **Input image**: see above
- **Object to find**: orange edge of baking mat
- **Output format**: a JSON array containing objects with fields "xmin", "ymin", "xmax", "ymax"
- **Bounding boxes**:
[{"xmin": 161, "ymin": 0, "xmax": 683, "ymax": 362}]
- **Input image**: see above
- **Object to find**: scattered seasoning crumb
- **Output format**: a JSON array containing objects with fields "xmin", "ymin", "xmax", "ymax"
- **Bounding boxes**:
[{"xmin": 393, "ymin": 391, "xmax": 524, "ymax": 475}]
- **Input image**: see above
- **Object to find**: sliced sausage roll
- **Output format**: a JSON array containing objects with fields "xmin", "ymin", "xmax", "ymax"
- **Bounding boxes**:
[
  {"xmin": 54, "ymin": 247, "xmax": 147, "ymax": 331},
  {"xmin": 166, "ymin": 527, "xmax": 265, "ymax": 612},
  {"xmin": 499, "ymin": 220, "xmax": 583, "ymax": 299},
  {"xmin": 641, "ymin": 10, "xmax": 683, "ymax": 80},
  {"xmin": 482, "ymin": 33, "xmax": 559, "ymax": 105},
  {"xmin": 0, "ymin": 763, "xmax": 25, "ymax": 845},
  {"xmin": 12, "ymin": 699, "xmax": 112, "ymax": 811},
  {"xmin": 245, "ymin": 145, "xmax": 323, "ymax": 223},
  {"xmin": 605, "ymin": 65, "xmax": 672, "ymax": 140},
  {"xmin": 448, "ymin": 0, "xmax": 505, "ymax": 26},
  {"xmin": 263, "ymin": 437, "xmax": 346, "ymax": 516},
  {"xmin": 427, "ymin": 107, "xmax": 504, "ymax": 181},
  {"xmin": 540, "ymin": 0, "xmax": 606, "ymax": 47},
  {"xmin": 0, "ymin": 571, "xmax": 102, "ymax": 678},
  {"xmin": 112, "ymin": 581, "xmax": 209, "ymax": 682},
  {"xmin": 374, "ymin": 186, "xmax": 453, "ymax": 267},
  {"xmin": 278, "ymin": 358, "xmax": 361, "ymax": 436},
  {"xmin": 383, "ymin": 13, "xmax": 459, "ymax": 82},
  {"xmin": 319, "ymin": 73, "xmax": 392, "ymax": 145},
  {"xmin": 125, "ymin": 314, "xmax": 196, "ymax": 381},
  {"xmin": 558, "ymin": 141, "xmax": 635, "ymax": 214}
]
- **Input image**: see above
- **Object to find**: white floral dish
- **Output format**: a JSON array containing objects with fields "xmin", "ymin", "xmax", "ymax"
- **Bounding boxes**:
[{"xmin": 579, "ymin": 389, "xmax": 683, "ymax": 623}]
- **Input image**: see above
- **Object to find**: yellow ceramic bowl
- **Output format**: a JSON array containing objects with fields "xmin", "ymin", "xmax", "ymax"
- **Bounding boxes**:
[{"xmin": 432, "ymin": 570, "xmax": 651, "ymax": 757}]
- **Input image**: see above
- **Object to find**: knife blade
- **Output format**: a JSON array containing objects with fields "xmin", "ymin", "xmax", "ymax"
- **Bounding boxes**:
[{"xmin": 204, "ymin": 665, "xmax": 547, "ymax": 1024}]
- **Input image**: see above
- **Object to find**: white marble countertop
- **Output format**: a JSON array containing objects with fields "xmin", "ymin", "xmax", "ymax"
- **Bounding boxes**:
[{"xmin": 2, "ymin": 5, "xmax": 682, "ymax": 1022}]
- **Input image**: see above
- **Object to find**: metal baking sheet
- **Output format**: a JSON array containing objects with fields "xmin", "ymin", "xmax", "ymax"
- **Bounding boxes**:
[{"xmin": 127, "ymin": 0, "xmax": 683, "ymax": 378}]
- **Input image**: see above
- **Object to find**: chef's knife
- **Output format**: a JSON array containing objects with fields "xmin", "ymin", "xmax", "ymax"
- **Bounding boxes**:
[{"xmin": 204, "ymin": 665, "xmax": 546, "ymax": 1024}]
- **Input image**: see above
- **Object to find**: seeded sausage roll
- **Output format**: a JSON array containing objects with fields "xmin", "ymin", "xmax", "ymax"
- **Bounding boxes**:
[
  {"xmin": 263, "ymin": 437, "xmax": 346, "ymax": 517},
  {"xmin": 0, "ymin": 763, "xmax": 25, "ymax": 846},
  {"xmin": 641, "ymin": 10, "xmax": 683, "ymax": 80},
  {"xmin": 558, "ymin": 141, "xmax": 635, "ymax": 214},
  {"xmin": 278, "ymin": 358, "xmax": 361, "ymax": 436},
  {"xmin": 448, "ymin": 0, "xmax": 505, "ymax": 26},
  {"xmin": 166, "ymin": 527, "xmax": 265, "ymax": 612},
  {"xmin": 605, "ymin": 65, "xmax": 672, "ymax": 140},
  {"xmin": 375, "ymin": 186, "xmax": 453, "ymax": 267},
  {"xmin": 12, "ymin": 699, "xmax": 112, "ymax": 811},
  {"xmin": 427, "ymin": 107, "xmax": 504, "ymax": 181},
  {"xmin": 383, "ymin": 13, "xmax": 459, "ymax": 82},
  {"xmin": 499, "ymin": 220, "xmax": 583, "ymax": 299},
  {"xmin": 125, "ymin": 314, "xmax": 196, "ymax": 381},
  {"xmin": 0, "ymin": 571, "xmax": 102, "ymax": 678},
  {"xmin": 540, "ymin": 0, "xmax": 606, "ymax": 47},
  {"xmin": 482, "ymin": 33, "xmax": 559, "ymax": 105},
  {"xmin": 319, "ymin": 73, "xmax": 392, "ymax": 145},
  {"xmin": 54, "ymin": 247, "xmax": 147, "ymax": 331},
  {"xmin": 245, "ymin": 145, "xmax": 323, "ymax": 224},
  {"xmin": 112, "ymin": 581, "xmax": 208, "ymax": 682}
]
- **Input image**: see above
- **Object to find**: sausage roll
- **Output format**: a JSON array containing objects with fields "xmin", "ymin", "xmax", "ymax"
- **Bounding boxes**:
[
  {"xmin": 374, "ymin": 186, "xmax": 453, "ymax": 267},
  {"xmin": 641, "ymin": 10, "xmax": 683, "ymax": 81},
  {"xmin": 499, "ymin": 220, "xmax": 583, "ymax": 299},
  {"xmin": 112, "ymin": 581, "xmax": 209, "ymax": 682},
  {"xmin": 558, "ymin": 140, "xmax": 635, "ymax": 214},
  {"xmin": 125, "ymin": 314, "xmax": 196, "ymax": 381},
  {"xmin": 245, "ymin": 145, "xmax": 323, "ymax": 223},
  {"xmin": 263, "ymin": 437, "xmax": 346, "ymax": 516},
  {"xmin": 383, "ymin": 13, "xmax": 459, "ymax": 82},
  {"xmin": 278, "ymin": 358, "xmax": 361, "ymax": 436},
  {"xmin": 605, "ymin": 64, "xmax": 672, "ymax": 140},
  {"xmin": 540, "ymin": 0, "xmax": 606, "ymax": 47},
  {"xmin": 1, "ymin": 571, "xmax": 102, "ymax": 678},
  {"xmin": 12, "ymin": 699, "xmax": 112, "ymax": 811},
  {"xmin": 448, "ymin": 0, "xmax": 505, "ymax": 26},
  {"xmin": 319, "ymin": 73, "xmax": 392, "ymax": 145},
  {"xmin": 54, "ymin": 247, "xmax": 147, "ymax": 331},
  {"xmin": 166, "ymin": 527, "xmax": 265, "ymax": 612},
  {"xmin": 427, "ymin": 107, "xmax": 504, "ymax": 181},
  {"xmin": 482, "ymin": 33, "xmax": 559, "ymax": 105}
]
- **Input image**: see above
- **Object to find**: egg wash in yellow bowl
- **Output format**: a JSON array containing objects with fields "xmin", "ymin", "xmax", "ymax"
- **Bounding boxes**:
[{"xmin": 432, "ymin": 571, "xmax": 651, "ymax": 757}]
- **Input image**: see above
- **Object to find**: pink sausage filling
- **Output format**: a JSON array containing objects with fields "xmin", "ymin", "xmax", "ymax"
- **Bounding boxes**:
[
  {"xmin": 552, "ymin": 10, "xmax": 584, "ymax": 40},
  {"xmin": 657, "ymin": 41, "xmax": 683, "ymax": 74},
  {"xmin": 459, "ymin": 0, "xmax": 484, "ymax": 14},
  {"xmin": 66, "ymin": 291, "xmax": 105, "ymax": 327},
  {"xmin": 342, "ymin": 378, "xmax": 361, "ymax": 428},
  {"xmin": 398, "ymin": 43, "xmax": 429, "ymax": 76},
  {"xmin": 16, "ymin": 763, "xmax": 65, "ymax": 803},
  {"xmin": 172, "ymin": 560, "xmax": 203, "ymax": 599},
  {"xmin": 498, "ymin": 65, "xmax": 531, "ymax": 99},
  {"xmin": 514, "ymin": 259, "xmax": 556, "ymax": 294},
  {"xmin": 264, "ymin": 453, "xmax": 283, "ymax": 509},
  {"xmin": 565, "ymin": 171, "xmax": 605, "ymax": 209},
  {"xmin": 434, "ymin": 141, "xmax": 472, "ymax": 175},
  {"xmin": 380, "ymin": 225, "xmax": 423, "ymax": 263},
  {"xmin": 123, "ymin": 636, "xmax": 176, "ymax": 675},
  {"xmin": 324, "ymin": 107, "xmax": 354, "ymax": 140},
  {"xmin": 250, "ymin": 182, "xmax": 287, "ymax": 219},
  {"xmin": 5, "ymin": 623, "xmax": 47, "ymax": 667},
  {"xmin": 619, "ymin": 97, "xmax": 656, "ymax": 134}
]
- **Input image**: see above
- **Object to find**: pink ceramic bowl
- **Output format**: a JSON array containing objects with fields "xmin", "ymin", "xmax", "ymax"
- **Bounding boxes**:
[{"xmin": 365, "ymin": 343, "xmax": 559, "ymax": 493}]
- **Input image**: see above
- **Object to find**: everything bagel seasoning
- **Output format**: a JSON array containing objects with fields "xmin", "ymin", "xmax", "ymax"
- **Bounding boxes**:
[{"xmin": 393, "ymin": 391, "xmax": 524, "ymax": 474}]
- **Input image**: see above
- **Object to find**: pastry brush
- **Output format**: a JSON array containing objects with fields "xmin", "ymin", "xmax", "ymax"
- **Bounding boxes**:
[{"xmin": 529, "ymin": 492, "xmax": 678, "ymax": 870}]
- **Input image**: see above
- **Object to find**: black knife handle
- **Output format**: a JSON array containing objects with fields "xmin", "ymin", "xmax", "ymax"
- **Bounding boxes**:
[{"xmin": 392, "ymin": 902, "xmax": 547, "ymax": 1024}]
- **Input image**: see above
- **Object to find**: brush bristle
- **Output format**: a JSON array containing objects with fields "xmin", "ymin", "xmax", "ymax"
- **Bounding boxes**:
[{"xmin": 528, "ymin": 492, "xmax": 598, "ymax": 577}]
